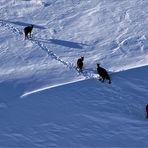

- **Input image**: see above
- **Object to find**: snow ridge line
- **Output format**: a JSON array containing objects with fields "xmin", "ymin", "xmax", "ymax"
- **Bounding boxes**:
[{"xmin": 0, "ymin": 21, "xmax": 98, "ymax": 80}]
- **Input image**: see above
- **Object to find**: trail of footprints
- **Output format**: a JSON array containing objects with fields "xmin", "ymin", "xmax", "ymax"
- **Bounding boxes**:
[{"xmin": 0, "ymin": 21, "xmax": 98, "ymax": 80}]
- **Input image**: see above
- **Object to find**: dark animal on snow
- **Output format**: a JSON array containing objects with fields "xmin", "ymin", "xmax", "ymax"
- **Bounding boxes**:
[
  {"xmin": 146, "ymin": 104, "xmax": 148, "ymax": 118},
  {"xmin": 96, "ymin": 63, "xmax": 111, "ymax": 84},
  {"xmin": 24, "ymin": 25, "xmax": 34, "ymax": 39},
  {"xmin": 77, "ymin": 56, "xmax": 84, "ymax": 72}
]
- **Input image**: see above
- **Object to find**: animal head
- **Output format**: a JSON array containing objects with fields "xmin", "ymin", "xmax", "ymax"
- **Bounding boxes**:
[
  {"xmin": 30, "ymin": 24, "xmax": 34, "ymax": 28},
  {"xmin": 81, "ymin": 56, "xmax": 84, "ymax": 61},
  {"xmin": 97, "ymin": 63, "xmax": 100, "ymax": 68}
]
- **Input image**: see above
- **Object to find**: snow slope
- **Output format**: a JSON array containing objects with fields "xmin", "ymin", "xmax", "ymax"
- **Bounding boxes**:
[
  {"xmin": 0, "ymin": 0, "xmax": 148, "ymax": 147},
  {"xmin": 0, "ymin": 66, "xmax": 148, "ymax": 147}
]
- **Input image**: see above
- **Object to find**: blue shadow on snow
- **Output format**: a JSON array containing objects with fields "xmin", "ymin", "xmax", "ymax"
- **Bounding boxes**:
[{"xmin": 0, "ymin": 19, "xmax": 46, "ymax": 29}]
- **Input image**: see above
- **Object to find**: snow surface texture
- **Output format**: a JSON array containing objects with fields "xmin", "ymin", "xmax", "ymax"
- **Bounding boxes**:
[{"xmin": 0, "ymin": 0, "xmax": 148, "ymax": 147}]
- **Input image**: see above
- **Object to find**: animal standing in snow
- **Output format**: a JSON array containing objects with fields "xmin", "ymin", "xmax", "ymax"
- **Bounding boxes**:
[
  {"xmin": 77, "ymin": 56, "xmax": 84, "ymax": 72},
  {"xmin": 96, "ymin": 63, "xmax": 111, "ymax": 84},
  {"xmin": 24, "ymin": 25, "xmax": 34, "ymax": 39},
  {"xmin": 146, "ymin": 104, "xmax": 148, "ymax": 118}
]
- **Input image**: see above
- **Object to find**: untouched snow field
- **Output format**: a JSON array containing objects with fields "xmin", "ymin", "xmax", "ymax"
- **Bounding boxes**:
[{"xmin": 0, "ymin": 0, "xmax": 148, "ymax": 147}]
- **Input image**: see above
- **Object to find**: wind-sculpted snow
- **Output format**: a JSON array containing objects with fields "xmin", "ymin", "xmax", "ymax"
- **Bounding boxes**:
[{"xmin": 0, "ymin": 0, "xmax": 148, "ymax": 147}]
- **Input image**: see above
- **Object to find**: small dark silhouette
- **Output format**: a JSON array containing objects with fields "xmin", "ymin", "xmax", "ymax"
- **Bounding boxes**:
[
  {"xmin": 96, "ymin": 63, "xmax": 111, "ymax": 84},
  {"xmin": 24, "ymin": 25, "xmax": 34, "ymax": 39},
  {"xmin": 146, "ymin": 104, "xmax": 148, "ymax": 118},
  {"xmin": 77, "ymin": 56, "xmax": 84, "ymax": 72}
]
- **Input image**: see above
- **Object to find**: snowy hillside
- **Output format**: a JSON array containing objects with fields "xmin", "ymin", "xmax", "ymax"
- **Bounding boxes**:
[{"xmin": 0, "ymin": 0, "xmax": 148, "ymax": 147}]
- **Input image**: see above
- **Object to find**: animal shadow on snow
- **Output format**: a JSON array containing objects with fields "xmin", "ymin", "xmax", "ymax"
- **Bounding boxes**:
[
  {"xmin": 0, "ymin": 19, "xmax": 87, "ymax": 49},
  {"xmin": 32, "ymin": 38, "xmax": 88, "ymax": 49},
  {"xmin": 0, "ymin": 19, "xmax": 46, "ymax": 30}
]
